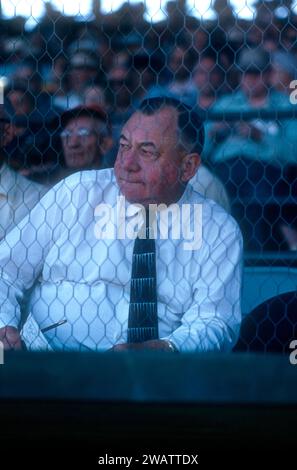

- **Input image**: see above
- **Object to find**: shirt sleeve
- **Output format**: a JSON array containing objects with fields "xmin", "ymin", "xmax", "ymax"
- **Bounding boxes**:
[
  {"xmin": 0, "ymin": 180, "xmax": 74, "ymax": 329},
  {"xmin": 162, "ymin": 222, "xmax": 243, "ymax": 353}
]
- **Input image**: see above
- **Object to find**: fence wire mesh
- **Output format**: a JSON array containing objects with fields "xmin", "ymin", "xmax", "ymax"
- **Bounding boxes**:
[{"xmin": 0, "ymin": 0, "xmax": 296, "ymax": 354}]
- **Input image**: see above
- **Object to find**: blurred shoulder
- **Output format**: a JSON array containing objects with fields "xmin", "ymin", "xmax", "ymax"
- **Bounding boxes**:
[{"xmin": 61, "ymin": 168, "xmax": 115, "ymax": 188}]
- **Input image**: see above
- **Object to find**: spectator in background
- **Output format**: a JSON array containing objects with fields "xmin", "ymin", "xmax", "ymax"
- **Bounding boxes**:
[
  {"xmin": 105, "ymin": 50, "xmax": 163, "ymax": 140},
  {"xmin": 83, "ymin": 84, "xmax": 106, "ymax": 108},
  {"xmin": 270, "ymin": 51, "xmax": 297, "ymax": 95},
  {"xmin": 45, "ymin": 53, "xmax": 68, "ymax": 96},
  {"xmin": 58, "ymin": 105, "xmax": 113, "ymax": 176},
  {"xmin": 12, "ymin": 59, "xmax": 43, "ymax": 92},
  {"xmin": 3, "ymin": 83, "xmax": 61, "ymax": 186},
  {"xmin": 0, "ymin": 97, "xmax": 46, "ymax": 240},
  {"xmin": 146, "ymin": 39, "xmax": 198, "ymax": 107},
  {"xmin": 7, "ymin": 120, "xmax": 62, "ymax": 187},
  {"xmin": 54, "ymin": 51, "xmax": 102, "ymax": 111},
  {"xmin": 280, "ymin": 19, "xmax": 297, "ymax": 54},
  {"xmin": 0, "ymin": 37, "xmax": 28, "ymax": 78},
  {"xmin": 262, "ymin": 25, "xmax": 280, "ymax": 53},
  {"xmin": 68, "ymin": 51, "xmax": 101, "ymax": 95},
  {"xmin": 106, "ymin": 51, "xmax": 134, "ymax": 137},
  {"xmin": 6, "ymin": 82, "xmax": 35, "ymax": 116},
  {"xmin": 192, "ymin": 48, "xmax": 228, "ymax": 110},
  {"xmin": 192, "ymin": 26, "xmax": 209, "ymax": 54},
  {"xmin": 164, "ymin": 42, "xmax": 198, "ymax": 106},
  {"xmin": 10, "ymin": 58, "xmax": 53, "ymax": 121},
  {"xmin": 203, "ymin": 47, "xmax": 297, "ymax": 166},
  {"xmin": 191, "ymin": 25, "xmax": 233, "ymax": 78},
  {"xmin": 128, "ymin": 51, "xmax": 162, "ymax": 104}
]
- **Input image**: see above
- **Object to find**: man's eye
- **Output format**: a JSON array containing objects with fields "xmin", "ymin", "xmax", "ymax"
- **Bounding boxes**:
[
  {"xmin": 77, "ymin": 129, "xmax": 91, "ymax": 137},
  {"xmin": 141, "ymin": 148, "xmax": 158, "ymax": 159},
  {"xmin": 119, "ymin": 142, "xmax": 130, "ymax": 150}
]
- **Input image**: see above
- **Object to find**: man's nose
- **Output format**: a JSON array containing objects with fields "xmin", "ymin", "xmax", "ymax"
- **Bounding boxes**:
[
  {"xmin": 120, "ymin": 147, "xmax": 140, "ymax": 171},
  {"xmin": 67, "ymin": 133, "xmax": 81, "ymax": 147}
]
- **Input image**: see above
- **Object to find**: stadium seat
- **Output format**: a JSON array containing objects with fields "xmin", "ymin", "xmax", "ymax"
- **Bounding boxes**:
[{"xmin": 235, "ymin": 264, "xmax": 297, "ymax": 353}]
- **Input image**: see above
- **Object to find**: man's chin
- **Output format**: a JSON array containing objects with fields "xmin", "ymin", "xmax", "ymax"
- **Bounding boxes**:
[
  {"xmin": 118, "ymin": 181, "xmax": 142, "ymax": 197},
  {"xmin": 68, "ymin": 162, "xmax": 84, "ymax": 170},
  {"xmin": 121, "ymin": 189, "xmax": 145, "ymax": 204},
  {"xmin": 121, "ymin": 192, "xmax": 161, "ymax": 208}
]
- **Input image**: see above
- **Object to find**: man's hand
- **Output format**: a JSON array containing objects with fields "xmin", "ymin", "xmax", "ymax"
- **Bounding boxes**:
[
  {"xmin": 111, "ymin": 340, "xmax": 176, "ymax": 352},
  {"xmin": 0, "ymin": 326, "xmax": 22, "ymax": 350}
]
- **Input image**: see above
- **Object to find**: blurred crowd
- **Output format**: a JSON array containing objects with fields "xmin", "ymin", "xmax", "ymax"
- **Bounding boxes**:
[{"xmin": 1, "ymin": 0, "xmax": 297, "ymax": 251}]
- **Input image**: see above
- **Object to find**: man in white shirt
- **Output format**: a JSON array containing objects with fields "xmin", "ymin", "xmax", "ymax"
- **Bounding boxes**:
[
  {"xmin": 0, "ymin": 98, "xmax": 46, "ymax": 240},
  {"xmin": 0, "ymin": 97, "xmax": 242, "ymax": 352}
]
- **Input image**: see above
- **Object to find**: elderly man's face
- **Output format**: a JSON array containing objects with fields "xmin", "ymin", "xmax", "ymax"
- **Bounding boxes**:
[
  {"xmin": 115, "ymin": 108, "xmax": 187, "ymax": 206},
  {"xmin": 61, "ymin": 116, "xmax": 104, "ymax": 169}
]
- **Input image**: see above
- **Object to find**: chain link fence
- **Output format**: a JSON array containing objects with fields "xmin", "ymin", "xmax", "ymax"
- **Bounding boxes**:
[{"xmin": 0, "ymin": 0, "xmax": 296, "ymax": 354}]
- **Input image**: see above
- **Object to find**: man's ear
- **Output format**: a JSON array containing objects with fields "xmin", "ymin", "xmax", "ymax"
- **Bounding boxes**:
[{"xmin": 180, "ymin": 153, "xmax": 201, "ymax": 183}]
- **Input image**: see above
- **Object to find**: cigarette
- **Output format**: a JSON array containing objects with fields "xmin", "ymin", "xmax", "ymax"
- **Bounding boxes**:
[{"xmin": 41, "ymin": 319, "xmax": 67, "ymax": 333}]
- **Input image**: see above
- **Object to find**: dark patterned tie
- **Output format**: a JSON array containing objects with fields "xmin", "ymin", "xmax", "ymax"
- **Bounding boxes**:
[{"xmin": 127, "ymin": 209, "xmax": 159, "ymax": 343}]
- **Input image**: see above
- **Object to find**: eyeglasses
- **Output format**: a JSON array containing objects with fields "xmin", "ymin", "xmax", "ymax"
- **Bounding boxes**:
[{"xmin": 60, "ymin": 128, "xmax": 97, "ymax": 140}]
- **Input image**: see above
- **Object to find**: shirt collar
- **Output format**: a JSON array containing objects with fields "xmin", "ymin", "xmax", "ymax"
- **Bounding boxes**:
[{"xmin": 114, "ymin": 182, "xmax": 193, "ymax": 229}]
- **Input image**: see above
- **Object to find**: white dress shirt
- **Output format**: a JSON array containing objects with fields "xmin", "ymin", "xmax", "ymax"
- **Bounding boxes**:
[
  {"xmin": 189, "ymin": 165, "xmax": 230, "ymax": 213},
  {"xmin": 0, "ymin": 162, "xmax": 47, "ymax": 240},
  {"xmin": 0, "ymin": 168, "xmax": 243, "ymax": 352}
]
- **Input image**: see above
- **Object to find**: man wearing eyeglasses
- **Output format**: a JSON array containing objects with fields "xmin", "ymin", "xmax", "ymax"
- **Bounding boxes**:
[{"xmin": 60, "ymin": 105, "xmax": 113, "ymax": 171}]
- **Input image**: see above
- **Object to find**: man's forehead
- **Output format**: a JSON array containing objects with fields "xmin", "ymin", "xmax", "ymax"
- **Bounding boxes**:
[
  {"xmin": 123, "ymin": 108, "xmax": 178, "ymax": 139},
  {"xmin": 65, "ymin": 115, "xmax": 99, "ymax": 129}
]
